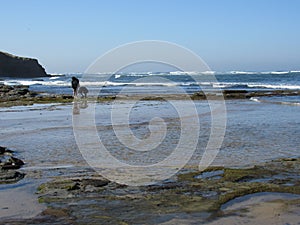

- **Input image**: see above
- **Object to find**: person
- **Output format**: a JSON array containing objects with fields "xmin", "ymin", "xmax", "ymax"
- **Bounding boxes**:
[{"xmin": 71, "ymin": 77, "xmax": 80, "ymax": 97}]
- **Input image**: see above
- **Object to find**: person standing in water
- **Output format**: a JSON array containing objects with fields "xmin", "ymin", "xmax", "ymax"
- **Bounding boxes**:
[{"xmin": 71, "ymin": 77, "xmax": 80, "ymax": 97}]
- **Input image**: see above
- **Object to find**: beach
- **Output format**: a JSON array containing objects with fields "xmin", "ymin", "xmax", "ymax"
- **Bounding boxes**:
[
  {"xmin": 0, "ymin": 81, "xmax": 299, "ymax": 224},
  {"xmin": 2, "ymin": 0, "xmax": 300, "ymax": 223}
]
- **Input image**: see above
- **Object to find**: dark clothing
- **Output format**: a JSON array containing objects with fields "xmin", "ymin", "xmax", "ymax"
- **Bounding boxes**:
[
  {"xmin": 71, "ymin": 77, "xmax": 80, "ymax": 96},
  {"xmin": 72, "ymin": 77, "xmax": 80, "ymax": 90}
]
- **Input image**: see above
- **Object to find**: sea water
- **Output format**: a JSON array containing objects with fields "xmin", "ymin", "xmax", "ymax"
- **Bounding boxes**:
[
  {"xmin": 1, "ymin": 70, "xmax": 300, "ymax": 95},
  {"xmin": 0, "ymin": 98, "xmax": 299, "ymax": 170}
]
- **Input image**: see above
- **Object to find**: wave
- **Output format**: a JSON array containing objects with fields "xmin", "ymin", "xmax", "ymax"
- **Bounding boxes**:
[
  {"xmin": 249, "ymin": 97, "xmax": 261, "ymax": 103},
  {"xmin": 212, "ymin": 83, "xmax": 249, "ymax": 89},
  {"xmin": 81, "ymin": 81, "xmax": 181, "ymax": 87},
  {"xmin": 250, "ymin": 97, "xmax": 300, "ymax": 106},
  {"xmin": 197, "ymin": 70, "xmax": 298, "ymax": 75},
  {"xmin": 209, "ymin": 82, "xmax": 300, "ymax": 90},
  {"xmin": 5, "ymin": 79, "xmax": 300, "ymax": 90},
  {"xmin": 247, "ymin": 84, "xmax": 300, "ymax": 90},
  {"xmin": 169, "ymin": 71, "xmax": 193, "ymax": 75},
  {"xmin": 260, "ymin": 71, "xmax": 290, "ymax": 75},
  {"xmin": 215, "ymin": 70, "xmax": 300, "ymax": 75},
  {"xmin": 169, "ymin": 71, "xmax": 216, "ymax": 75},
  {"xmin": 4, "ymin": 80, "xmax": 70, "ymax": 87},
  {"xmin": 49, "ymin": 76, "xmax": 61, "ymax": 80},
  {"xmin": 228, "ymin": 71, "xmax": 257, "ymax": 75}
]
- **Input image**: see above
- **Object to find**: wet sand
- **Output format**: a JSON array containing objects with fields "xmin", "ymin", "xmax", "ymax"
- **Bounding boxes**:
[
  {"xmin": 0, "ymin": 180, "xmax": 46, "ymax": 219},
  {"xmin": 0, "ymin": 98, "xmax": 300, "ymax": 224},
  {"xmin": 161, "ymin": 193, "xmax": 300, "ymax": 225},
  {"xmin": 208, "ymin": 193, "xmax": 300, "ymax": 225}
]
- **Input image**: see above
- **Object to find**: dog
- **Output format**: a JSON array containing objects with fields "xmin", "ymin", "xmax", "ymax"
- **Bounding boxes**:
[{"xmin": 78, "ymin": 86, "xmax": 89, "ymax": 98}]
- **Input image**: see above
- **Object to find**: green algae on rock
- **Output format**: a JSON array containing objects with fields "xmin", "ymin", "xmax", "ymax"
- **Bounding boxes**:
[{"xmin": 35, "ymin": 158, "xmax": 300, "ymax": 224}]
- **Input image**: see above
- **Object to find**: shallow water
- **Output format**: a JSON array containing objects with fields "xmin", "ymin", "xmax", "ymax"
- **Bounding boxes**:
[
  {"xmin": 0, "ymin": 98, "xmax": 300, "ymax": 218},
  {"xmin": 0, "ymin": 179, "xmax": 46, "ymax": 219},
  {"xmin": 221, "ymin": 192, "xmax": 300, "ymax": 211},
  {"xmin": 1, "ymin": 99, "xmax": 299, "ymax": 170}
]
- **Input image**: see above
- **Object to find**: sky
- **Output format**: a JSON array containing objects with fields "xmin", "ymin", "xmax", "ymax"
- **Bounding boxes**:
[{"xmin": 1, "ymin": 0, "xmax": 300, "ymax": 73}]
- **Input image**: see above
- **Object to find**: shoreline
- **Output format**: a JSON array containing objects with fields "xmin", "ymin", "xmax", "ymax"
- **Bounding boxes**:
[{"xmin": 1, "ymin": 84, "xmax": 300, "ymax": 107}]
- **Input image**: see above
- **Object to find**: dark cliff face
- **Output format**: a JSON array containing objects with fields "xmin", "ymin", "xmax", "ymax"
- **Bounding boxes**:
[{"xmin": 0, "ymin": 51, "xmax": 48, "ymax": 78}]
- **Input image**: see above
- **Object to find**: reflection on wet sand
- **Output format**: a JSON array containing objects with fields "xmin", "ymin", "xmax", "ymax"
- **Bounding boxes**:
[{"xmin": 73, "ymin": 99, "xmax": 88, "ymax": 115}]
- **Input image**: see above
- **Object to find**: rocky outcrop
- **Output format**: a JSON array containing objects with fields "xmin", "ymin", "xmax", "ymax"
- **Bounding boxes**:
[
  {"xmin": 35, "ymin": 158, "xmax": 300, "ymax": 224},
  {"xmin": 0, "ymin": 51, "xmax": 48, "ymax": 78},
  {"xmin": 0, "ymin": 84, "xmax": 36, "ymax": 101},
  {"xmin": 0, "ymin": 84, "xmax": 73, "ymax": 107},
  {"xmin": 0, "ymin": 146, "xmax": 25, "ymax": 184}
]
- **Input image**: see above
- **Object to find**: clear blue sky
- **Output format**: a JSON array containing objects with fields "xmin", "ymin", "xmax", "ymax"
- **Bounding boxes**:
[{"xmin": 1, "ymin": 0, "xmax": 300, "ymax": 73}]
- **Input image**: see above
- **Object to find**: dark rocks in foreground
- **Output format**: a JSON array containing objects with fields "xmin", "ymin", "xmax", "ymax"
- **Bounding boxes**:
[
  {"xmin": 0, "ymin": 146, "xmax": 25, "ymax": 184},
  {"xmin": 35, "ymin": 158, "xmax": 300, "ymax": 224},
  {"xmin": 0, "ymin": 51, "xmax": 48, "ymax": 78}
]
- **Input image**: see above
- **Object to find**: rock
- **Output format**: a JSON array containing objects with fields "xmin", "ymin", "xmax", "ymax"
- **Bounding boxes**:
[
  {"xmin": 1, "ymin": 163, "xmax": 21, "ymax": 170},
  {"xmin": 0, "ymin": 146, "xmax": 25, "ymax": 170},
  {"xmin": 0, "ymin": 147, "xmax": 25, "ymax": 183},
  {"xmin": 0, "ymin": 146, "xmax": 13, "ymax": 155},
  {"xmin": 0, "ymin": 51, "xmax": 48, "ymax": 78},
  {"xmin": 81, "ymin": 178, "xmax": 110, "ymax": 187},
  {"xmin": 0, "ymin": 84, "xmax": 35, "ymax": 102},
  {"xmin": 35, "ymin": 157, "xmax": 300, "ymax": 224},
  {"xmin": 1, "ymin": 156, "xmax": 24, "ymax": 170},
  {"xmin": 0, "ymin": 170, "xmax": 25, "ymax": 184},
  {"xmin": 10, "ymin": 156, "xmax": 25, "ymax": 166},
  {"xmin": 0, "ymin": 146, "xmax": 6, "ymax": 154},
  {"xmin": 41, "ymin": 208, "xmax": 70, "ymax": 218}
]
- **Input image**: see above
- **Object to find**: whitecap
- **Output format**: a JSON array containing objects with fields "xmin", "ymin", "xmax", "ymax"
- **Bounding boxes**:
[
  {"xmin": 250, "ymin": 97, "xmax": 261, "ymax": 103},
  {"xmin": 260, "ymin": 71, "xmax": 290, "ymax": 75},
  {"xmin": 247, "ymin": 84, "xmax": 300, "ymax": 90},
  {"xmin": 229, "ymin": 71, "xmax": 256, "ymax": 75},
  {"xmin": 49, "ymin": 76, "xmax": 60, "ymax": 80}
]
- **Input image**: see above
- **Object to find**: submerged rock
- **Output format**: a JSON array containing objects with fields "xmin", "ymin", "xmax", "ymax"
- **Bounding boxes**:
[
  {"xmin": 0, "ymin": 146, "xmax": 25, "ymax": 183},
  {"xmin": 36, "ymin": 158, "xmax": 300, "ymax": 224},
  {"xmin": 0, "ymin": 170, "xmax": 25, "ymax": 184}
]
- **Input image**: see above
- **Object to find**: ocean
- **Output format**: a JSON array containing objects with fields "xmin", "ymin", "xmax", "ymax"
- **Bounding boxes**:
[{"xmin": 1, "ymin": 70, "xmax": 300, "ymax": 96}]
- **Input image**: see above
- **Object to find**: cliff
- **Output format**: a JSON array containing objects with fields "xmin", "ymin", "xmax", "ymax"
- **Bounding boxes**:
[{"xmin": 0, "ymin": 51, "xmax": 48, "ymax": 78}]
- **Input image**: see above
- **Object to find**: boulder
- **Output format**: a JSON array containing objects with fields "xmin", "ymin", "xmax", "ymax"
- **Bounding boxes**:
[{"xmin": 0, "ymin": 51, "xmax": 48, "ymax": 78}]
